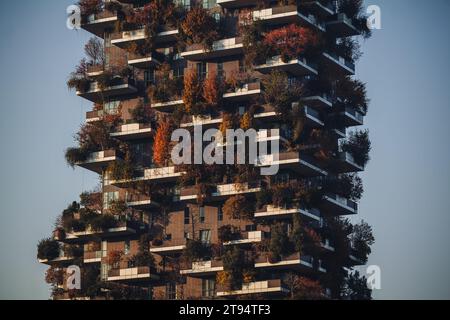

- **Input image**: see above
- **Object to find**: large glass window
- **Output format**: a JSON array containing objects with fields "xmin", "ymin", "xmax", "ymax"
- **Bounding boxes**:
[
  {"xmin": 202, "ymin": 279, "xmax": 216, "ymax": 297},
  {"xmin": 200, "ymin": 230, "xmax": 211, "ymax": 244},
  {"xmin": 199, "ymin": 207, "xmax": 205, "ymax": 223},
  {"xmin": 184, "ymin": 207, "xmax": 190, "ymax": 224},
  {"xmin": 103, "ymin": 191, "xmax": 119, "ymax": 210},
  {"xmin": 104, "ymin": 100, "xmax": 120, "ymax": 115}
]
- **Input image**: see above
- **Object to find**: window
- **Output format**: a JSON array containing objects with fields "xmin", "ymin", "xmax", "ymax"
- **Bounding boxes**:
[
  {"xmin": 197, "ymin": 62, "xmax": 207, "ymax": 79},
  {"xmin": 202, "ymin": 279, "xmax": 216, "ymax": 297},
  {"xmin": 104, "ymin": 100, "xmax": 120, "ymax": 115},
  {"xmin": 166, "ymin": 282, "xmax": 176, "ymax": 300},
  {"xmin": 245, "ymin": 224, "xmax": 256, "ymax": 232},
  {"xmin": 238, "ymin": 106, "xmax": 246, "ymax": 115},
  {"xmin": 184, "ymin": 207, "xmax": 190, "ymax": 224},
  {"xmin": 103, "ymin": 191, "xmax": 119, "ymax": 210},
  {"xmin": 124, "ymin": 240, "xmax": 130, "ymax": 255},
  {"xmin": 217, "ymin": 207, "xmax": 223, "ymax": 221},
  {"xmin": 175, "ymin": 0, "xmax": 190, "ymax": 10},
  {"xmin": 200, "ymin": 230, "xmax": 211, "ymax": 244},
  {"xmin": 184, "ymin": 232, "xmax": 191, "ymax": 240},
  {"xmin": 101, "ymin": 263, "xmax": 110, "ymax": 281},
  {"xmin": 199, "ymin": 207, "xmax": 205, "ymax": 223},
  {"xmin": 203, "ymin": 0, "xmax": 217, "ymax": 9},
  {"xmin": 144, "ymin": 70, "xmax": 155, "ymax": 87},
  {"xmin": 217, "ymin": 62, "xmax": 224, "ymax": 79},
  {"xmin": 174, "ymin": 64, "xmax": 184, "ymax": 79}
]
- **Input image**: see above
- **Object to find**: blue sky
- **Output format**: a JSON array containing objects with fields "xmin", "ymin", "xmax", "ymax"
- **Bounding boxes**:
[{"xmin": 0, "ymin": 0, "xmax": 449, "ymax": 299}]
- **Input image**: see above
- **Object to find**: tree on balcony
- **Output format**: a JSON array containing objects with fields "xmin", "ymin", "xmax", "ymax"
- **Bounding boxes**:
[
  {"xmin": 203, "ymin": 72, "xmax": 224, "ymax": 109},
  {"xmin": 284, "ymin": 273, "xmax": 324, "ymax": 300},
  {"xmin": 78, "ymin": 0, "xmax": 102, "ymax": 17},
  {"xmin": 337, "ymin": 0, "xmax": 372, "ymax": 38},
  {"xmin": 183, "ymin": 239, "xmax": 211, "ymax": 263},
  {"xmin": 264, "ymin": 24, "xmax": 321, "ymax": 62},
  {"xmin": 222, "ymin": 195, "xmax": 255, "ymax": 221},
  {"xmin": 222, "ymin": 246, "xmax": 253, "ymax": 290},
  {"xmin": 342, "ymin": 270, "xmax": 372, "ymax": 300},
  {"xmin": 153, "ymin": 117, "xmax": 172, "ymax": 167},
  {"xmin": 341, "ymin": 130, "xmax": 371, "ymax": 167},
  {"xmin": 37, "ymin": 238, "xmax": 60, "ymax": 261},
  {"xmin": 323, "ymin": 173, "xmax": 364, "ymax": 201},
  {"xmin": 131, "ymin": 234, "xmax": 155, "ymax": 268},
  {"xmin": 130, "ymin": 100, "xmax": 155, "ymax": 124},
  {"xmin": 269, "ymin": 223, "xmax": 293, "ymax": 262},
  {"xmin": 180, "ymin": 5, "xmax": 219, "ymax": 50},
  {"xmin": 148, "ymin": 63, "xmax": 181, "ymax": 103},
  {"xmin": 350, "ymin": 220, "xmax": 375, "ymax": 263},
  {"xmin": 183, "ymin": 68, "xmax": 205, "ymax": 115},
  {"xmin": 336, "ymin": 76, "xmax": 369, "ymax": 114},
  {"xmin": 108, "ymin": 250, "xmax": 124, "ymax": 270}
]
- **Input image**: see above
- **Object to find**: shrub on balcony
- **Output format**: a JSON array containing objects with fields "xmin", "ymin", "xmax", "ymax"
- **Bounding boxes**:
[
  {"xmin": 37, "ymin": 238, "xmax": 60, "ymax": 261},
  {"xmin": 341, "ymin": 130, "xmax": 371, "ymax": 167},
  {"xmin": 218, "ymin": 225, "xmax": 239, "ymax": 243},
  {"xmin": 284, "ymin": 274, "xmax": 324, "ymax": 300},
  {"xmin": 65, "ymin": 147, "xmax": 89, "ymax": 168},
  {"xmin": 78, "ymin": 0, "xmax": 102, "ymax": 17},
  {"xmin": 90, "ymin": 214, "xmax": 118, "ymax": 231},
  {"xmin": 271, "ymin": 183, "xmax": 295, "ymax": 209},
  {"xmin": 222, "ymin": 246, "xmax": 252, "ymax": 290},
  {"xmin": 323, "ymin": 173, "xmax": 363, "ymax": 201},
  {"xmin": 222, "ymin": 195, "xmax": 254, "ymax": 221},
  {"xmin": 263, "ymin": 24, "xmax": 321, "ymax": 62},
  {"xmin": 108, "ymin": 250, "xmax": 124, "ymax": 269},
  {"xmin": 80, "ymin": 191, "xmax": 102, "ymax": 212},
  {"xmin": 180, "ymin": 6, "xmax": 219, "ymax": 49},
  {"xmin": 239, "ymin": 18, "xmax": 267, "ymax": 67},
  {"xmin": 131, "ymin": 235, "xmax": 155, "ymax": 267},
  {"xmin": 256, "ymin": 188, "xmax": 273, "ymax": 210},
  {"xmin": 337, "ymin": 0, "xmax": 371, "ymax": 38},
  {"xmin": 202, "ymin": 72, "xmax": 224, "ymax": 108},
  {"xmin": 45, "ymin": 266, "xmax": 64, "ymax": 287},
  {"xmin": 183, "ymin": 239, "xmax": 211, "ymax": 262},
  {"xmin": 147, "ymin": 63, "xmax": 180, "ymax": 103},
  {"xmin": 269, "ymin": 223, "xmax": 293, "ymax": 262},
  {"xmin": 130, "ymin": 101, "xmax": 154, "ymax": 124},
  {"xmin": 183, "ymin": 68, "xmax": 205, "ymax": 115},
  {"xmin": 65, "ymin": 244, "xmax": 83, "ymax": 258},
  {"xmin": 108, "ymin": 160, "xmax": 135, "ymax": 181},
  {"xmin": 342, "ymin": 271, "xmax": 372, "ymax": 300},
  {"xmin": 336, "ymin": 76, "xmax": 369, "ymax": 114}
]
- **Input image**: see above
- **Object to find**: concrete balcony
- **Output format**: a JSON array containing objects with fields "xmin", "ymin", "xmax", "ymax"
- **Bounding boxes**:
[
  {"xmin": 321, "ymin": 238, "xmax": 336, "ymax": 252},
  {"xmin": 76, "ymin": 78, "xmax": 137, "ymax": 103},
  {"xmin": 251, "ymin": 5, "xmax": 325, "ymax": 31},
  {"xmin": 81, "ymin": 10, "xmax": 118, "ymax": 37},
  {"xmin": 181, "ymin": 37, "xmax": 244, "ymax": 61},
  {"xmin": 255, "ymin": 253, "xmax": 319, "ymax": 273},
  {"xmin": 326, "ymin": 13, "xmax": 360, "ymax": 37},
  {"xmin": 111, "ymin": 166, "xmax": 183, "ymax": 187},
  {"xmin": 256, "ymin": 152, "xmax": 327, "ymax": 176},
  {"xmin": 255, "ymin": 56, "xmax": 318, "ymax": 76},
  {"xmin": 127, "ymin": 52, "xmax": 161, "ymax": 69},
  {"xmin": 253, "ymin": 104, "xmax": 278, "ymax": 120},
  {"xmin": 322, "ymin": 193, "xmax": 358, "ymax": 216},
  {"xmin": 65, "ymin": 220, "xmax": 139, "ymax": 242},
  {"xmin": 85, "ymin": 110, "xmax": 103, "ymax": 123},
  {"xmin": 217, "ymin": 0, "xmax": 258, "ymax": 8},
  {"xmin": 223, "ymin": 230, "xmax": 264, "ymax": 245},
  {"xmin": 303, "ymin": 105, "xmax": 325, "ymax": 128},
  {"xmin": 300, "ymin": 93, "xmax": 333, "ymax": 110},
  {"xmin": 86, "ymin": 64, "xmax": 105, "ymax": 78},
  {"xmin": 180, "ymin": 182, "xmax": 262, "ymax": 202},
  {"xmin": 111, "ymin": 28, "xmax": 179, "ymax": 49},
  {"xmin": 223, "ymin": 82, "xmax": 261, "ymax": 102},
  {"xmin": 305, "ymin": 1, "xmax": 336, "ymax": 17},
  {"xmin": 83, "ymin": 250, "xmax": 104, "ymax": 264},
  {"xmin": 180, "ymin": 114, "xmax": 223, "ymax": 128},
  {"xmin": 151, "ymin": 99, "xmax": 184, "ymax": 112},
  {"xmin": 336, "ymin": 151, "xmax": 364, "ymax": 173},
  {"xmin": 107, "ymin": 266, "xmax": 159, "ymax": 282},
  {"xmin": 110, "ymin": 123, "xmax": 153, "ymax": 140},
  {"xmin": 349, "ymin": 248, "xmax": 365, "ymax": 266},
  {"xmin": 216, "ymin": 279, "xmax": 288, "ymax": 297},
  {"xmin": 38, "ymin": 255, "xmax": 74, "ymax": 265},
  {"xmin": 150, "ymin": 239, "xmax": 187, "ymax": 254},
  {"xmin": 180, "ymin": 260, "xmax": 224, "ymax": 276},
  {"xmin": 77, "ymin": 149, "xmax": 123, "ymax": 174},
  {"xmin": 339, "ymin": 107, "xmax": 364, "ymax": 126},
  {"xmin": 126, "ymin": 194, "xmax": 159, "ymax": 210},
  {"xmin": 322, "ymin": 52, "xmax": 355, "ymax": 75},
  {"xmin": 254, "ymin": 205, "xmax": 322, "ymax": 222}
]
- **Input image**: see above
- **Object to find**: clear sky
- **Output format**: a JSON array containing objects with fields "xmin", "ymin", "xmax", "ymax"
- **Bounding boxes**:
[{"xmin": 0, "ymin": 0, "xmax": 449, "ymax": 300}]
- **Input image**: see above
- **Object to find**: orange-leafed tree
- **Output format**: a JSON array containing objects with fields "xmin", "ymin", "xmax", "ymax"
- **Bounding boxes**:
[
  {"xmin": 153, "ymin": 118, "xmax": 172, "ymax": 167},
  {"xmin": 284, "ymin": 273, "xmax": 324, "ymax": 300},
  {"xmin": 180, "ymin": 5, "xmax": 219, "ymax": 48},
  {"xmin": 203, "ymin": 72, "xmax": 223, "ymax": 107},
  {"xmin": 264, "ymin": 24, "xmax": 321, "ymax": 61},
  {"xmin": 183, "ymin": 68, "xmax": 203, "ymax": 114}
]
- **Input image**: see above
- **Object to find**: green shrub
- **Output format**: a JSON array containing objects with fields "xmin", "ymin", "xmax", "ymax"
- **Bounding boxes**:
[{"xmin": 37, "ymin": 238, "xmax": 60, "ymax": 260}]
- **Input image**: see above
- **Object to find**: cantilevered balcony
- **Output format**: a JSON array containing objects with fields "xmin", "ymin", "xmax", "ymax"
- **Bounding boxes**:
[
  {"xmin": 255, "ymin": 253, "xmax": 321, "ymax": 273},
  {"xmin": 81, "ymin": 10, "xmax": 118, "ymax": 37},
  {"xmin": 348, "ymin": 247, "xmax": 365, "ymax": 266},
  {"xmin": 86, "ymin": 64, "xmax": 105, "ymax": 78},
  {"xmin": 83, "ymin": 250, "xmax": 103, "ymax": 264},
  {"xmin": 335, "ymin": 151, "xmax": 364, "ymax": 173},
  {"xmin": 339, "ymin": 107, "xmax": 364, "ymax": 126},
  {"xmin": 255, "ymin": 56, "xmax": 318, "ymax": 76},
  {"xmin": 180, "ymin": 114, "xmax": 223, "ymax": 128},
  {"xmin": 76, "ymin": 78, "xmax": 137, "ymax": 103},
  {"xmin": 65, "ymin": 220, "xmax": 139, "ymax": 242},
  {"xmin": 217, "ymin": 0, "xmax": 258, "ymax": 8},
  {"xmin": 322, "ymin": 193, "xmax": 358, "ymax": 215},
  {"xmin": 110, "ymin": 123, "xmax": 153, "ymax": 140},
  {"xmin": 127, "ymin": 52, "xmax": 161, "ymax": 69},
  {"xmin": 256, "ymin": 152, "xmax": 327, "ymax": 176},
  {"xmin": 126, "ymin": 194, "xmax": 159, "ymax": 209},
  {"xmin": 180, "ymin": 260, "xmax": 224, "ymax": 276},
  {"xmin": 322, "ymin": 52, "xmax": 355, "ymax": 75},
  {"xmin": 151, "ymin": 99, "xmax": 184, "ymax": 112},
  {"xmin": 304, "ymin": 1, "xmax": 336, "ymax": 17},
  {"xmin": 77, "ymin": 149, "xmax": 123, "ymax": 174},
  {"xmin": 223, "ymin": 82, "xmax": 261, "ymax": 102},
  {"xmin": 150, "ymin": 239, "xmax": 187, "ymax": 254},
  {"xmin": 300, "ymin": 93, "xmax": 333, "ymax": 110},
  {"xmin": 107, "ymin": 266, "xmax": 159, "ymax": 282},
  {"xmin": 326, "ymin": 13, "xmax": 360, "ymax": 37},
  {"xmin": 254, "ymin": 205, "xmax": 322, "ymax": 222},
  {"xmin": 216, "ymin": 279, "xmax": 288, "ymax": 297},
  {"xmin": 251, "ymin": 5, "xmax": 326, "ymax": 31},
  {"xmin": 111, "ymin": 166, "xmax": 183, "ymax": 186},
  {"xmin": 223, "ymin": 230, "xmax": 265, "ymax": 245},
  {"xmin": 181, "ymin": 37, "xmax": 244, "ymax": 61},
  {"xmin": 179, "ymin": 182, "xmax": 262, "ymax": 202},
  {"xmin": 303, "ymin": 105, "xmax": 325, "ymax": 127},
  {"xmin": 321, "ymin": 238, "xmax": 336, "ymax": 252},
  {"xmin": 111, "ymin": 27, "xmax": 179, "ymax": 49},
  {"xmin": 85, "ymin": 110, "xmax": 103, "ymax": 123},
  {"xmin": 38, "ymin": 254, "xmax": 74, "ymax": 265}
]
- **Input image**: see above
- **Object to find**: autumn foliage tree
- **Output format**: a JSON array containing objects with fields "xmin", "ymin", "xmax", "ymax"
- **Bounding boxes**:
[
  {"xmin": 153, "ymin": 118, "xmax": 172, "ymax": 166},
  {"xmin": 183, "ymin": 68, "xmax": 204, "ymax": 115},
  {"xmin": 222, "ymin": 195, "xmax": 254, "ymax": 221},
  {"xmin": 202, "ymin": 72, "xmax": 223, "ymax": 108},
  {"xmin": 180, "ymin": 5, "xmax": 219, "ymax": 49},
  {"xmin": 264, "ymin": 24, "xmax": 321, "ymax": 61}
]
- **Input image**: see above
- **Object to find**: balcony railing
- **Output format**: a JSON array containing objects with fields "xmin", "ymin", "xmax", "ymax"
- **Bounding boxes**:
[
  {"xmin": 107, "ymin": 266, "xmax": 159, "ymax": 281},
  {"xmin": 111, "ymin": 27, "xmax": 179, "ymax": 48},
  {"xmin": 81, "ymin": 10, "xmax": 118, "ymax": 37},
  {"xmin": 110, "ymin": 123, "xmax": 153, "ymax": 140},
  {"xmin": 150, "ymin": 238, "xmax": 187, "ymax": 254},
  {"xmin": 322, "ymin": 193, "xmax": 358, "ymax": 215},
  {"xmin": 85, "ymin": 110, "xmax": 103, "ymax": 123},
  {"xmin": 77, "ymin": 149, "xmax": 123, "ymax": 173},
  {"xmin": 254, "ymin": 205, "xmax": 321, "ymax": 222},
  {"xmin": 223, "ymin": 230, "xmax": 264, "ymax": 245},
  {"xmin": 216, "ymin": 279, "xmax": 288, "ymax": 297},
  {"xmin": 83, "ymin": 250, "xmax": 103, "ymax": 263},
  {"xmin": 76, "ymin": 77, "xmax": 137, "ymax": 102},
  {"xmin": 181, "ymin": 37, "xmax": 244, "ymax": 60},
  {"xmin": 180, "ymin": 260, "xmax": 224, "ymax": 275},
  {"xmin": 326, "ymin": 13, "xmax": 360, "ymax": 37},
  {"xmin": 322, "ymin": 52, "xmax": 355, "ymax": 75},
  {"xmin": 255, "ymin": 55, "xmax": 318, "ymax": 76}
]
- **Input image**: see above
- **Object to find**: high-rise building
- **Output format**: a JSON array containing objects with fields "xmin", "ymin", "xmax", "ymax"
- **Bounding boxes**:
[{"xmin": 38, "ymin": 0, "xmax": 374, "ymax": 300}]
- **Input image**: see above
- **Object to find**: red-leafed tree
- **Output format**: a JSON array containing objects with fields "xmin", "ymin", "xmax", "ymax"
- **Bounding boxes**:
[{"xmin": 153, "ymin": 118, "xmax": 172, "ymax": 167}]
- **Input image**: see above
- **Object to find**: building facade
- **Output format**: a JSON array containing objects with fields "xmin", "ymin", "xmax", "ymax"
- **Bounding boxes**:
[{"xmin": 38, "ymin": 0, "xmax": 374, "ymax": 300}]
